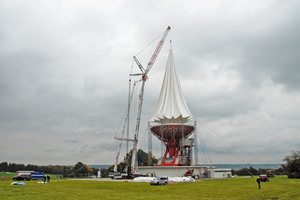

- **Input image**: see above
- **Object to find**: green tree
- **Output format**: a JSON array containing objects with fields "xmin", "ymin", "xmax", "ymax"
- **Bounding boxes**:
[
  {"xmin": 25, "ymin": 164, "xmax": 39, "ymax": 171},
  {"xmin": 92, "ymin": 167, "xmax": 99, "ymax": 176},
  {"xmin": 282, "ymin": 150, "xmax": 300, "ymax": 178},
  {"xmin": 100, "ymin": 149, "xmax": 158, "ymax": 178},
  {"xmin": 0, "ymin": 162, "xmax": 8, "ymax": 171},
  {"xmin": 73, "ymin": 162, "xmax": 89, "ymax": 177},
  {"xmin": 124, "ymin": 149, "xmax": 158, "ymax": 167},
  {"xmin": 248, "ymin": 166, "xmax": 258, "ymax": 175},
  {"xmin": 7, "ymin": 163, "xmax": 18, "ymax": 172},
  {"xmin": 101, "ymin": 165, "xmax": 114, "ymax": 178},
  {"xmin": 100, "ymin": 168, "xmax": 107, "ymax": 178}
]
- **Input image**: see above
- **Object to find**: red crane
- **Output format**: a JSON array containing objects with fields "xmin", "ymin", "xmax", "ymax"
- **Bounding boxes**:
[{"xmin": 130, "ymin": 26, "xmax": 171, "ymax": 175}]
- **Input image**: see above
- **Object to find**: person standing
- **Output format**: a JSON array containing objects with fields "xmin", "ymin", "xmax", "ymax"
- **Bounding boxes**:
[
  {"xmin": 43, "ymin": 174, "xmax": 46, "ymax": 184},
  {"xmin": 47, "ymin": 174, "xmax": 50, "ymax": 182},
  {"xmin": 256, "ymin": 177, "xmax": 261, "ymax": 189}
]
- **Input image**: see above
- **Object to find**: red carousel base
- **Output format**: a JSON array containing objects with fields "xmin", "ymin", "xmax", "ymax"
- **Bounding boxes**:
[{"xmin": 150, "ymin": 124, "xmax": 194, "ymax": 166}]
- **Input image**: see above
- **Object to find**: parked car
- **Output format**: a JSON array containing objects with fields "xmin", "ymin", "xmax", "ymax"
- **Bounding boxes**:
[
  {"xmin": 12, "ymin": 174, "xmax": 32, "ymax": 181},
  {"xmin": 257, "ymin": 175, "xmax": 269, "ymax": 182},
  {"xmin": 150, "ymin": 177, "xmax": 168, "ymax": 185}
]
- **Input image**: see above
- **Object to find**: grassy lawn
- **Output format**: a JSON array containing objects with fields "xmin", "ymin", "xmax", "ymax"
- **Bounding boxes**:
[{"xmin": 0, "ymin": 176, "xmax": 299, "ymax": 199}]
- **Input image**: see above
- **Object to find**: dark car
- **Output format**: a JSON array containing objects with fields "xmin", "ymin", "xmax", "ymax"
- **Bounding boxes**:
[
  {"xmin": 12, "ymin": 174, "xmax": 32, "ymax": 181},
  {"xmin": 257, "ymin": 175, "xmax": 269, "ymax": 182}
]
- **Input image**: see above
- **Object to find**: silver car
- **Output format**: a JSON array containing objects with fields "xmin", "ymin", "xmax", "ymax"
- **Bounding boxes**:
[{"xmin": 150, "ymin": 177, "xmax": 168, "ymax": 185}]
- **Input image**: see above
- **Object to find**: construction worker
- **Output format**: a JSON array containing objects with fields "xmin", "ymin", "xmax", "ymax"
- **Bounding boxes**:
[
  {"xmin": 256, "ymin": 177, "xmax": 261, "ymax": 189},
  {"xmin": 43, "ymin": 174, "xmax": 46, "ymax": 184}
]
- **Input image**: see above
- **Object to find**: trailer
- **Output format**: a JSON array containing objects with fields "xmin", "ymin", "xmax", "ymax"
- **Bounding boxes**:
[
  {"xmin": 31, "ymin": 172, "xmax": 44, "ymax": 180},
  {"xmin": 16, "ymin": 171, "xmax": 35, "ymax": 176}
]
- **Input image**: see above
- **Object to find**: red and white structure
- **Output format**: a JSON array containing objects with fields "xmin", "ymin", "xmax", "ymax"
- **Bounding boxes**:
[
  {"xmin": 139, "ymin": 45, "xmax": 232, "ymax": 179},
  {"xmin": 111, "ymin": 27, "xmax": 232, "ymax": 179},
  {"xmin": 149, "ymin": 48, "xmax": 195, "ymax": 166}
]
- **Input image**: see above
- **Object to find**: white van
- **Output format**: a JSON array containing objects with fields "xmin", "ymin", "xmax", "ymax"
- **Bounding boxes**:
[{"xmin": 150, "ymin": 176, "xmax": 168, "ymax": 185}]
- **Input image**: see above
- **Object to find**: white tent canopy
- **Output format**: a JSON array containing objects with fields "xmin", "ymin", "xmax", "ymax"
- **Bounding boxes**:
[{"xmin": 150, "ymin": 49, "xmax": 194, "ymax": 124}]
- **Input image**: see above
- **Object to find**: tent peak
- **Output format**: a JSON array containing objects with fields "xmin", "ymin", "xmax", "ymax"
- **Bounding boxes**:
[{"xmin": 149, "ymin": 48, "xmax": 194, "ymax": 124}]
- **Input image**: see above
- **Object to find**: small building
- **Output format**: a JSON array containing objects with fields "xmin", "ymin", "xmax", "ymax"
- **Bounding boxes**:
[{"xmin": 214, "ymin": 168, "xmax": 232, "ymax": 178}]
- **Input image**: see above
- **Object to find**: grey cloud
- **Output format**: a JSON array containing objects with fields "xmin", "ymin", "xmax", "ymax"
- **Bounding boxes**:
[
  {"xmin": 64, "ymin": 140, "xmax": 79, "ymax": 144},
  {"xmin": 45, "ymin": 149, "xmax": 60, "ymax": 153},
  {"xmin": 1, "ymin": 0, "xmax": 300, "ymax": 165}
]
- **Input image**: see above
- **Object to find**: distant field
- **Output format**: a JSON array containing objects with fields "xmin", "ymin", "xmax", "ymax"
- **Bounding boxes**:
[
  {"xmin": 0, "ymin": 173, "xmax": 15, "ymax": 176},
  {"xmin": 0, "ymin": 176, "xmax": 299, "ymax": 199},
  {"xmin": 0, "ymin": 173, "xmax": 14, "ymax": 181}
]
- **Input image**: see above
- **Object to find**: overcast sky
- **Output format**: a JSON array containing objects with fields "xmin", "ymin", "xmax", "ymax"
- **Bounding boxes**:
[{"xmin": 1, "ymin": 0, "xmax": 300, "ymax": 166}]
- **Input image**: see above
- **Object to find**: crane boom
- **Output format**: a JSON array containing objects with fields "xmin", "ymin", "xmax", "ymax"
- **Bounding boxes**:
[
  {"xmin": 130, "ymin": 26, "xmax": 171, "ymax": 175},
  {"xmin": 145, "ymin": 26, "xmax": 171, "ymax": 74}
]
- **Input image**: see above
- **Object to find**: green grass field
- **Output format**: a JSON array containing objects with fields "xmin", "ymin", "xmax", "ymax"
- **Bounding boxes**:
[{"xmin": 0, "ymin": 176, "xmax": 299, "ymax": 199}]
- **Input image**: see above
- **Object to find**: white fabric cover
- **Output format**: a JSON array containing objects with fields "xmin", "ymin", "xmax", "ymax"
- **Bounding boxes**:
[
  {"xmin": 150, "ymin": 49, "xmax": 194, "ymax": 123},
  {"xmin": 132, "ymin": 177, "xmax": 155, "ymax": 182},
  {"xmin": 132, "ymin": 176, "xmax": 195, "ymax": 183}
]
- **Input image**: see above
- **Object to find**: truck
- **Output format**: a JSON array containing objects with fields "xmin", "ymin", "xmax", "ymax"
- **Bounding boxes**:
[
  {"xmin": 258, "ymin": 174, "xmax": 269, "ymax": 182},
  {"xmin": 12, "ymin": 171, "xmax": 35, "ymax": 181},
  {"xmin": 109, "ymin": 171, "xmax": 129, "ymax": 179},
  {"xmin": 12, "ymin": 171, "xmax": 45, "ymax": 181},
  {"xmin": 266, "ymin": 169, "xmax": 274, "ymax": 178}
]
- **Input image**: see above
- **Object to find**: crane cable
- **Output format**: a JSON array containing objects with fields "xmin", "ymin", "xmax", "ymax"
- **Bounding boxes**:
[
  {"xmin": 198, "ymin": 121, "xmax": 258, "ymax": 176},
  {"xmin": 203, "ymin": 132, "xmax": 254, "ymax": 176},
  {"xmin": 63, "ymin": 141, "xmax": 120, "ymax": 179},
  {"xmin": 134, "ymin": 30, "xmax": 166, "ymax": 57},
  {"xmin": 198, "ymin": 121, "xmax": 265, "ymax": 165},
  {"xmin": 196, "ymin": 126, "xmax": 212, "ymax": 165}
]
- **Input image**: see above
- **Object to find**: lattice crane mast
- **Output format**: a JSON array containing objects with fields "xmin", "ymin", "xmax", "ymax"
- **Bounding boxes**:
[{"xmin": 130, "ymin": 26, "xmax": 171, "ymax": 174}]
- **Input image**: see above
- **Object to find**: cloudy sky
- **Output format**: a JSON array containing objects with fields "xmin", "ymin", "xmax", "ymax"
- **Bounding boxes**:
[{"xmin": 1, "ymin": 0, "xmax": 299, "ymax": 166}]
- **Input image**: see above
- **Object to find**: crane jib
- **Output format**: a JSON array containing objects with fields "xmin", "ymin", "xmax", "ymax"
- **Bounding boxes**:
[
  {"xmin": 130, "ymin": 26, "xmax": 171, "ymax": 175},
  {"xmin": 145, "ymin": 27, "xmax": 171, "ymax": 74}
]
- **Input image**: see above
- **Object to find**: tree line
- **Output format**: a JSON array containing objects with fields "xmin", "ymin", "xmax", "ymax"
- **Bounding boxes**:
[
  {"xmin": 281, "ymin": 150, "xmax": 300, "ymax": 178},
  {"xmin": 231, "ymin": 166, "xmax": 284, "ymax": 176},
  {"xmin": 101, "ymin": 149, "xmax": 158, "ymax": 178},
  {"xmin": 2, "ymin": 150, "xmax": 299, "ymax": 179},
  {"xmin": 228, "ymin": 150, "xmax": 300, "ymax": 178},
  {"xmin": 0, "ymin": 161, "xmax": 99, "ymax": 177}
]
